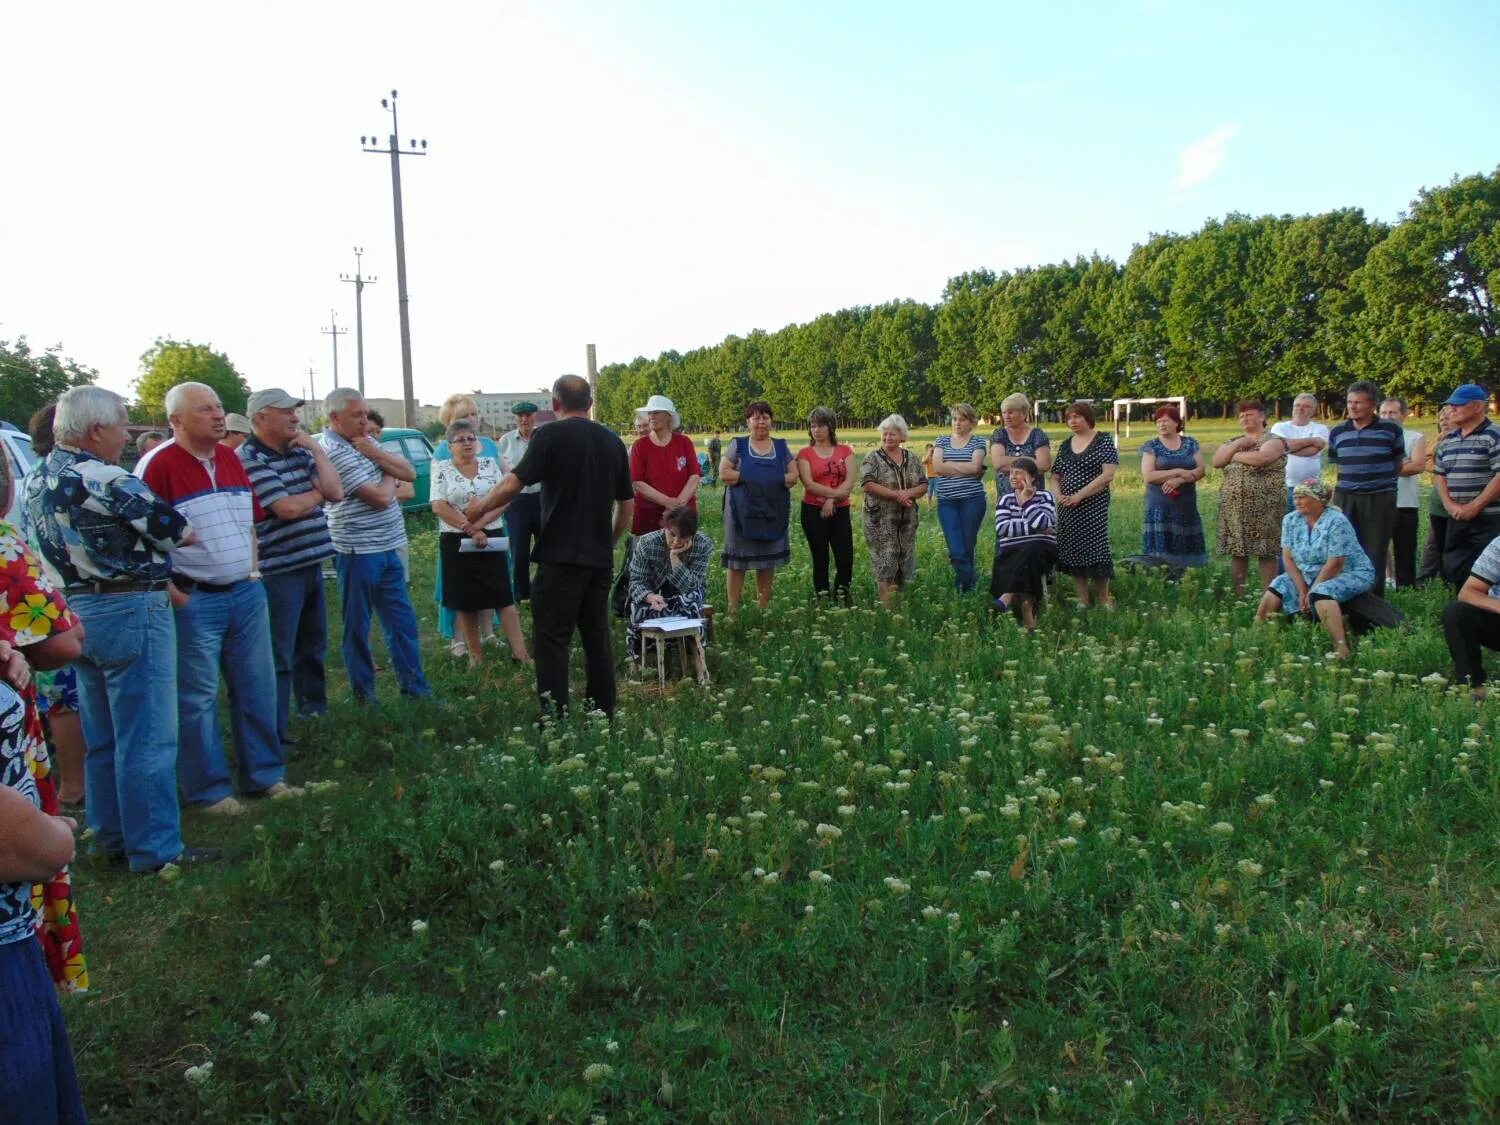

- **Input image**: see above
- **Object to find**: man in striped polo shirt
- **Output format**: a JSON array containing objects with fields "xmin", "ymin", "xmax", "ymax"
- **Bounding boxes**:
[
  {"xmin": 141, "ymin": 382, "xmax": 297, "ymax": 814},
  {"xmin": 318, "ymin": 388, "xmax": 432, "ymax": 704},
  {"xmin": 1434, "ymin": 382, "xmax": 1500, "ymax": 589},
  {"xmin": 1328, "ymin": 380, "xmax": 1405, "ymax": 597},
  {"xmin": 238, "ymin": 388, "xmax": 345, "ymax": 749}
]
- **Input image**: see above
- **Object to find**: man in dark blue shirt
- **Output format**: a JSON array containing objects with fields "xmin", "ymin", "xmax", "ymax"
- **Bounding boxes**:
[{"xmin": 1328, "ymin": 380, "xmax": 1405, "ymax": 597}]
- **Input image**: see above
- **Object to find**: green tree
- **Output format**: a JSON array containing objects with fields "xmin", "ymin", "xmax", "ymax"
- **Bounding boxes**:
[
  {"xmin": 134, "ymin": 338, "xmax": 251, "ymax": 420},
  {"xmin": 0, "ymin": 337, "xmax": 97, "ymax": 428},
  {"xmin": 930, "ymin": 269, "xmax": 1000, "ymax": 409},
  {"xmin": 1342, "ymin": 169, "xmax": 1499, "ymax": 401}
]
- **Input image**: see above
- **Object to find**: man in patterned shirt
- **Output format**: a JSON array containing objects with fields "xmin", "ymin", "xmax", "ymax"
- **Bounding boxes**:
[{"xmin": 21, "ymin": 387, "xmax": 219, "ymax": 873}]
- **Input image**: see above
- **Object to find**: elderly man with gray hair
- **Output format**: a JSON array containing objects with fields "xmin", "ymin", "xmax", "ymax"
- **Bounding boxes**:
[
  {"xmin": 317, "ymin": 387, "xmax": 432, "ymax": 704},
  {"xmin": 140, "ymin": 382, "xmax": 298, "ymax": 814},
  {"xmin": 21, "ymin": 386, "xmax": 220, "ymax": 873},
  {"xmin": 1270, "ymin": 393, "xmax": 1330, "ymax": 512}
]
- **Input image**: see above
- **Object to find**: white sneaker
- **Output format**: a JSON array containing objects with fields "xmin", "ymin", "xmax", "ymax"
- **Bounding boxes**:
[{"xmin": 202, "ymin": 796, "xmax": 245, "ymax": 817}]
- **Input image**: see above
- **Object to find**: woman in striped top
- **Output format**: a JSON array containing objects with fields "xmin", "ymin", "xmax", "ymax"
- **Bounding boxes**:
[
  {"xmin": 930, "ymin": 403, "xmax": 989, "ymax": 593},
  {"xmin": 990, "ymin": 457, "xmax": 1057, "ymax": 629}
]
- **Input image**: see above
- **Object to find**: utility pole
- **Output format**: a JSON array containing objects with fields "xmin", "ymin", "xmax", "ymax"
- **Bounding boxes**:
[
  {"xmin": 305, "ymin": 366, "xmax": 318, "ymax": 429},
  {"xmin": 361, "ymin": 90, "xmax": 427, "ymax": 427},
  {"xmin": 320, "ymin": 310, "xmax": 347, "ymax": 386},
  {"xmin": 339, "ymin": 247, "xmax": 377, "ymax": 396}
]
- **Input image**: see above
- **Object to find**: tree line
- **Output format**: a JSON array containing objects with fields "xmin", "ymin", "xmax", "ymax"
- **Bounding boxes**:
[{"xmin": 597, "ymin": 169, "xmax": 1498, "ymax": 427}]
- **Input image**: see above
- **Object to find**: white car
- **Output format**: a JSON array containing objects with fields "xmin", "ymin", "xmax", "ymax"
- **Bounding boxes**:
[{"xmin": 1, "ymin": 425, "xmax": 37, "ymax": 526}]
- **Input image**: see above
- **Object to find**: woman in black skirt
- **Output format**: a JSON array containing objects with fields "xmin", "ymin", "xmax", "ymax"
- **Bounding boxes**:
[
  {"xmin": 990, "ymin": 457, "xmax": 1057, "ymax": 629},
  {"xmin": 430, "ymin": 420, "xmax": 531, "ymax": 667}
]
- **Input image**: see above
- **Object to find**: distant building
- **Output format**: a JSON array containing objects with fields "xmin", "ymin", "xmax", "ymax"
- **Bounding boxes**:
[
  {"xmin": 472, "ymin": 392, "xmax": 553, "ymax": 432},
  {"xmin": 363, "ymin": 397, "xmax": 441, "ymax": 428}
]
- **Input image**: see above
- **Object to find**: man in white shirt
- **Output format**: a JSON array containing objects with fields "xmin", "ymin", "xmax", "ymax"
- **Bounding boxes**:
[{"xmin": 1271, "ymin": 393, "xmax": 1330, "ymax": 510}]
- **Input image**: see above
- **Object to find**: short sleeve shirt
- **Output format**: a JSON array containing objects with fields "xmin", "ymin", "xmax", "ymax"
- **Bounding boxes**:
[
  {"xmin": 1270, "ymin": 420, "xmax": 1330, "ymax": 487},
  {"xmin": 318, "ymin": 430, "xmax": 407, "ymax": 554},
  {"xmin": 629, "ymin": 432, "xmax": 698, "ymax": 535},
  {"xmin": 512, "ymin": 417, "xmax": 633, "ymax": 568},
  {"xmin": 1328, "ymin": 418, "xmax": 1405, "ymax": 494},
  {"xmin": 796, "ymin": 444, "xmax": 854, "ymax": 508},
  {"xmin": 1434, "ymin": 418, "xmax": 1500, "ymax": 516},
  {"xmin": 236, "ymin": 437, "xmax": 335, "ymax": 574},
  {"xmin": 141, "ymin": 442, "xmax": 262, "ymax": 584},
  {"xmin": 431, "ymin": 457, "xmax": 506, "ymax": 531},
  {"xmin": 930, "ymin": 435, "xmax": 988, "ymax": 501},
  {"xmin": 1469, "ymin": 534, "xmax": 1500, "ymax": 598}
]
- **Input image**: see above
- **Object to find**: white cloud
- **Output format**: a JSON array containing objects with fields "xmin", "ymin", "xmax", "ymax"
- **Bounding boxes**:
[{"xmin": 1173, "ymin": 122, "xmax": 1240, "ymax": 190}]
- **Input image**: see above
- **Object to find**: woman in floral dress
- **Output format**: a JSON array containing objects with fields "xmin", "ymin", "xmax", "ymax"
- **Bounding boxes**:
[{"xmin": 1212, "ymin": 399, "xmax": 1288, "ymax": 595}]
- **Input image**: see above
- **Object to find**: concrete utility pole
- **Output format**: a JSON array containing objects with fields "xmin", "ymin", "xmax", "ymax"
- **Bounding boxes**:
[
  {"xmin": 361, "ymin": 90, "xmax": 427, "ymax": 428},
  {"xmin": 339, "ymin": 247, "xmax": 377, "ymax": 396},
  {"xmin": 586, "ymin": 343, "xmax": 598, "ymax": 420},
  {"xmin": 305, "ymin": 366, "xmax": 318, "ymax": 429},
  {"xmin": 320, "ymin": 310, "xmax": 347, "ymax": 386}
]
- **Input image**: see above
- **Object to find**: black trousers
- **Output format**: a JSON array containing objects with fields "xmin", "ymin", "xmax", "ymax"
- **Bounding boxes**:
[
  {"xmin": 503, "ymin": 491, "xmax": 542, "ymax": 602},
  {"xmin": 532, "ymin": 562, "xmax": 615, "ymax": 718},
  {"xmin": 1333, "ymin": 489, "xmax": 1396, "ymax": 597},
  {"xmin": 1417, "ymin": 514, "xmax": 1448, "ymax": 584},
  {"xmin": 1390, "ymin": 507, "xmax": 1418, "ymax": 588},
  {"xmin": 1443, "ymin": 600, "xmax": 1500, "ymax": 688},
  {"xmin": 800, "ymin": 504, "xmax": 853, "ymax": 599},
  {"xmin": 1441, "ymin": 513, "xmax": 1500, "ymax": 590}
]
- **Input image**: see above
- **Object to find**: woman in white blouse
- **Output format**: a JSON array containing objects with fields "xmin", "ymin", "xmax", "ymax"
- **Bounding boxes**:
[{"xmin": 430, "ymin": 420, "xmax": 530, "ymax": 666}]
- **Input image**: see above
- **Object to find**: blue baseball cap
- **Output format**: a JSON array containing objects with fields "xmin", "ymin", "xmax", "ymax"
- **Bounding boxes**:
[{"xmin": 1443, "ymin": 383, "xmax": 1489, "ymax": 406}]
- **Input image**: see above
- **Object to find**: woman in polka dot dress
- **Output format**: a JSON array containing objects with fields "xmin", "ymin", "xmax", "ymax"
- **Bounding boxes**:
[{"xmin": 1052, "ymin": 400, "xmax": 1119, "ymax": 608}]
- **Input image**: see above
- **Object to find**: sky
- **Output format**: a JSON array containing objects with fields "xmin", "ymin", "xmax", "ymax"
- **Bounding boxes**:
[{"xmin": 2, "ymin": 0, "xmax": 1497, "ymax": 417}]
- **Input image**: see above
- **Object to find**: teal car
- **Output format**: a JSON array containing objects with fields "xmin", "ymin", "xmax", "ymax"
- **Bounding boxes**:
[{"xmin": 377, "ymin": 427, "xmax": 435, "ymax": 512}]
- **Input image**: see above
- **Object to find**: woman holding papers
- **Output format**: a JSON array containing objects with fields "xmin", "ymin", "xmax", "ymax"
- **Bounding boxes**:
[
  {"xmin": 430, "ymin": 420, "xmax": 531, "ymax": 667},
  {"xmin": 627, "ymin": 505, "xmax": 713, "ymax": 682}
]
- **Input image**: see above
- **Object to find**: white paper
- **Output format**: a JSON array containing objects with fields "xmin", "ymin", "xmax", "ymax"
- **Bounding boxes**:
[
  {"xmin": 458, "ymin": 537, "xmax": 509, "ymax": 552},
  {"xmin": 639, "ymin": 615, "xmax": 704, "ymax": 631}
]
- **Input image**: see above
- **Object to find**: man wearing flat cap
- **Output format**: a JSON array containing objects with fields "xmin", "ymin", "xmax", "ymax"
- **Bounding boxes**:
[
  {"xmin": 1433, "ymin": 383, "xmax": 1500, "ymax": 588},
  {"xmin": 238, "ymin": 388, "xmax": 345, "ymax": 747},
  {"xmin": 497, "ymin": 402, "xmax": 541, "ymax": 602}
]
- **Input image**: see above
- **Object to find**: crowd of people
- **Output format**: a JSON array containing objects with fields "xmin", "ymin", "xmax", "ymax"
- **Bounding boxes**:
[{"xmin": 0, "ymin": 368, "xmax": 1497, "ymax": 1116}]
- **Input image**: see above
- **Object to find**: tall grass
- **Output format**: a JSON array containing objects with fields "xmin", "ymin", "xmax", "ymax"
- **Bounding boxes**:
[{"xmin": 67, "ymin": 437, "xmax": 1496, "ymax": 1121}]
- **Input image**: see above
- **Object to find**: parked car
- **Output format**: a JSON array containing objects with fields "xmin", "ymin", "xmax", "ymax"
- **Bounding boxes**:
[
  {"xmin": 0, "ymin": 424, "xmax": 36, "ymax": 526},
  {"xmin": 376, "ymin": 427, "xmax": 435, "ymax": 512}
]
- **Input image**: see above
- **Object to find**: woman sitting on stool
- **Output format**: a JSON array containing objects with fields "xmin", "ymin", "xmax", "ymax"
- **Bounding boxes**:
[{"xmin": 627, "ymin": 506, "xmax": 713, "ymax": 683}]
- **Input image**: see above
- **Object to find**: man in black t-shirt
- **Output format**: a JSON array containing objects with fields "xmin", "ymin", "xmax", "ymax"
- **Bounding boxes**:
[{"xmin": 469, "ymin": 375, "xmax": 633, "ymax": 717}]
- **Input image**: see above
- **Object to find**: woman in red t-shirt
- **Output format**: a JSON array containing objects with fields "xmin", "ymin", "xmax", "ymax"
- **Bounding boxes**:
[
  {"xmin": 795, "ymin": 407, "xmax": 857, "ymax": 602},
  {"xmin": 629, "ymin": 396, "xmax": 699, "ymax": 537}
]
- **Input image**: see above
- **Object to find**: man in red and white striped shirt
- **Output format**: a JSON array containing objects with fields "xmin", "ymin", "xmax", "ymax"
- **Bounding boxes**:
[{"xmin": 140, "ymin": 382, "xmax": 300, "ymax": 814}]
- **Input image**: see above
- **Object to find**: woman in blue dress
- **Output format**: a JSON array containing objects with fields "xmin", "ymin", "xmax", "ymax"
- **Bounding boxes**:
[
  {"xmin": 1139, "ymin": 404, "xmax": 1207, "ymax": 577},
  {"xmin": 1256, "ymin": 478, "xmax": 1375, "ymax": 658},
  {"xmin": 719, "ymin": 401, "xmax": 797, "ymax": 613}
]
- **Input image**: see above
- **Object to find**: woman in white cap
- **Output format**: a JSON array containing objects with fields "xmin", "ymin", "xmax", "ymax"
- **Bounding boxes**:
[{"xmin": 630, "ymin": 395, "xmax": 699, "ymax": 540}]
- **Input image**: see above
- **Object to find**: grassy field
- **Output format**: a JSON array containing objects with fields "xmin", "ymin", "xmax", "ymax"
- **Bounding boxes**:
[{"xmin": 67, "ymin": 428, "xmax": 1496, "ymax": 1121}]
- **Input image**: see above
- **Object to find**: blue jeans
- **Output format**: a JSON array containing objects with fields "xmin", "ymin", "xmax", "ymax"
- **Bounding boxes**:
[
  {"xmin": 174, "ymin": 579, "xmax": 284, "ymax": 804},
  {"xmin": 335, "ymin": 550, "xmax": 432, "ymax": 702},
  {"xmin": 937, "ymin": 492, "xmax": 988, "ymax": 592},
  {"xmin": 70, "ymin": 590, "xmax": 184, "ymax": 872},
  {"xmin": 262, "ymin": 562, "xmax": 329, "ymax": 741}
]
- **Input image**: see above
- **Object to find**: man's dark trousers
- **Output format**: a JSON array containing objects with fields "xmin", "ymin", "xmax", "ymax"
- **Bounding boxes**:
[
  {"xmin": 1442, "ymin": 513, "xmax": 1500, "ymax": 591},
  {"xmin": 1333, "ymin": 489, "xmax": 1396, "ymax": 597},
  {"xmin": 532, "ymin": 561, "xmax": 615, "ymax": 718},
  {"xmin": 504, "ymin": 492, "xmax": 542, "ymax": 602}
]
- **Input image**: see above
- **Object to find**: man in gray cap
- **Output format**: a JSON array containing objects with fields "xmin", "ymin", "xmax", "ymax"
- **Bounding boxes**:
[
  {"xmin": 497, "ymin": 401, "xmax": 541, "ymax": 601},
  {"xmin": 223, "ymin": 413, "xmax": 252, "ymax": 451},
  {"xmin": 238, "ymin": 389, "xmax": 345, "ymax": 746}
]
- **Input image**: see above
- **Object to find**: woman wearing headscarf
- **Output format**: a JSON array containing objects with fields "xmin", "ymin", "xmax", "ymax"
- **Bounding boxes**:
[
  {"xmin": 861, "ymin": 414, "xmax": 928, "ymax": 606},
  {"xmin": 719, "ymin": 401, "xmax": 796, "ymax": 613},
  {"xmin": 989, "ymin": 457, "xmax": 1057, "ymax": 628},
  {"xmin": 1139, "ymin": 404, "xmax": 1207, "ymax": 577},
  {"xmin": 1256, "ymin": 478, "xmax": 1374, "ymax": 658}
]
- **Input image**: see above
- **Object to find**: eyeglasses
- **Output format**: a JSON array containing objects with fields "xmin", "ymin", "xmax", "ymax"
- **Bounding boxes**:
[{"xmin": 450, "ymin": 436, "xmax": 478, "ymax": 444}]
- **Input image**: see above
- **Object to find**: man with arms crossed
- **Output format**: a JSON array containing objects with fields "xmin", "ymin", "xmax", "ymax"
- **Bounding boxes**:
[
  {"xmin": 318, "ymin": 388, "xmax": 432, "ymax": 703},
  {"xmin": 1271, "ymin": 393, "xmax": 1330, "ymax": 511},
  {"xmin": 238, "ymin": 388, "xmax": 344, "ymax": 748},
  {"xmin": 467, "ymin": 375, "xmax": 633, "ymax": 718}
]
